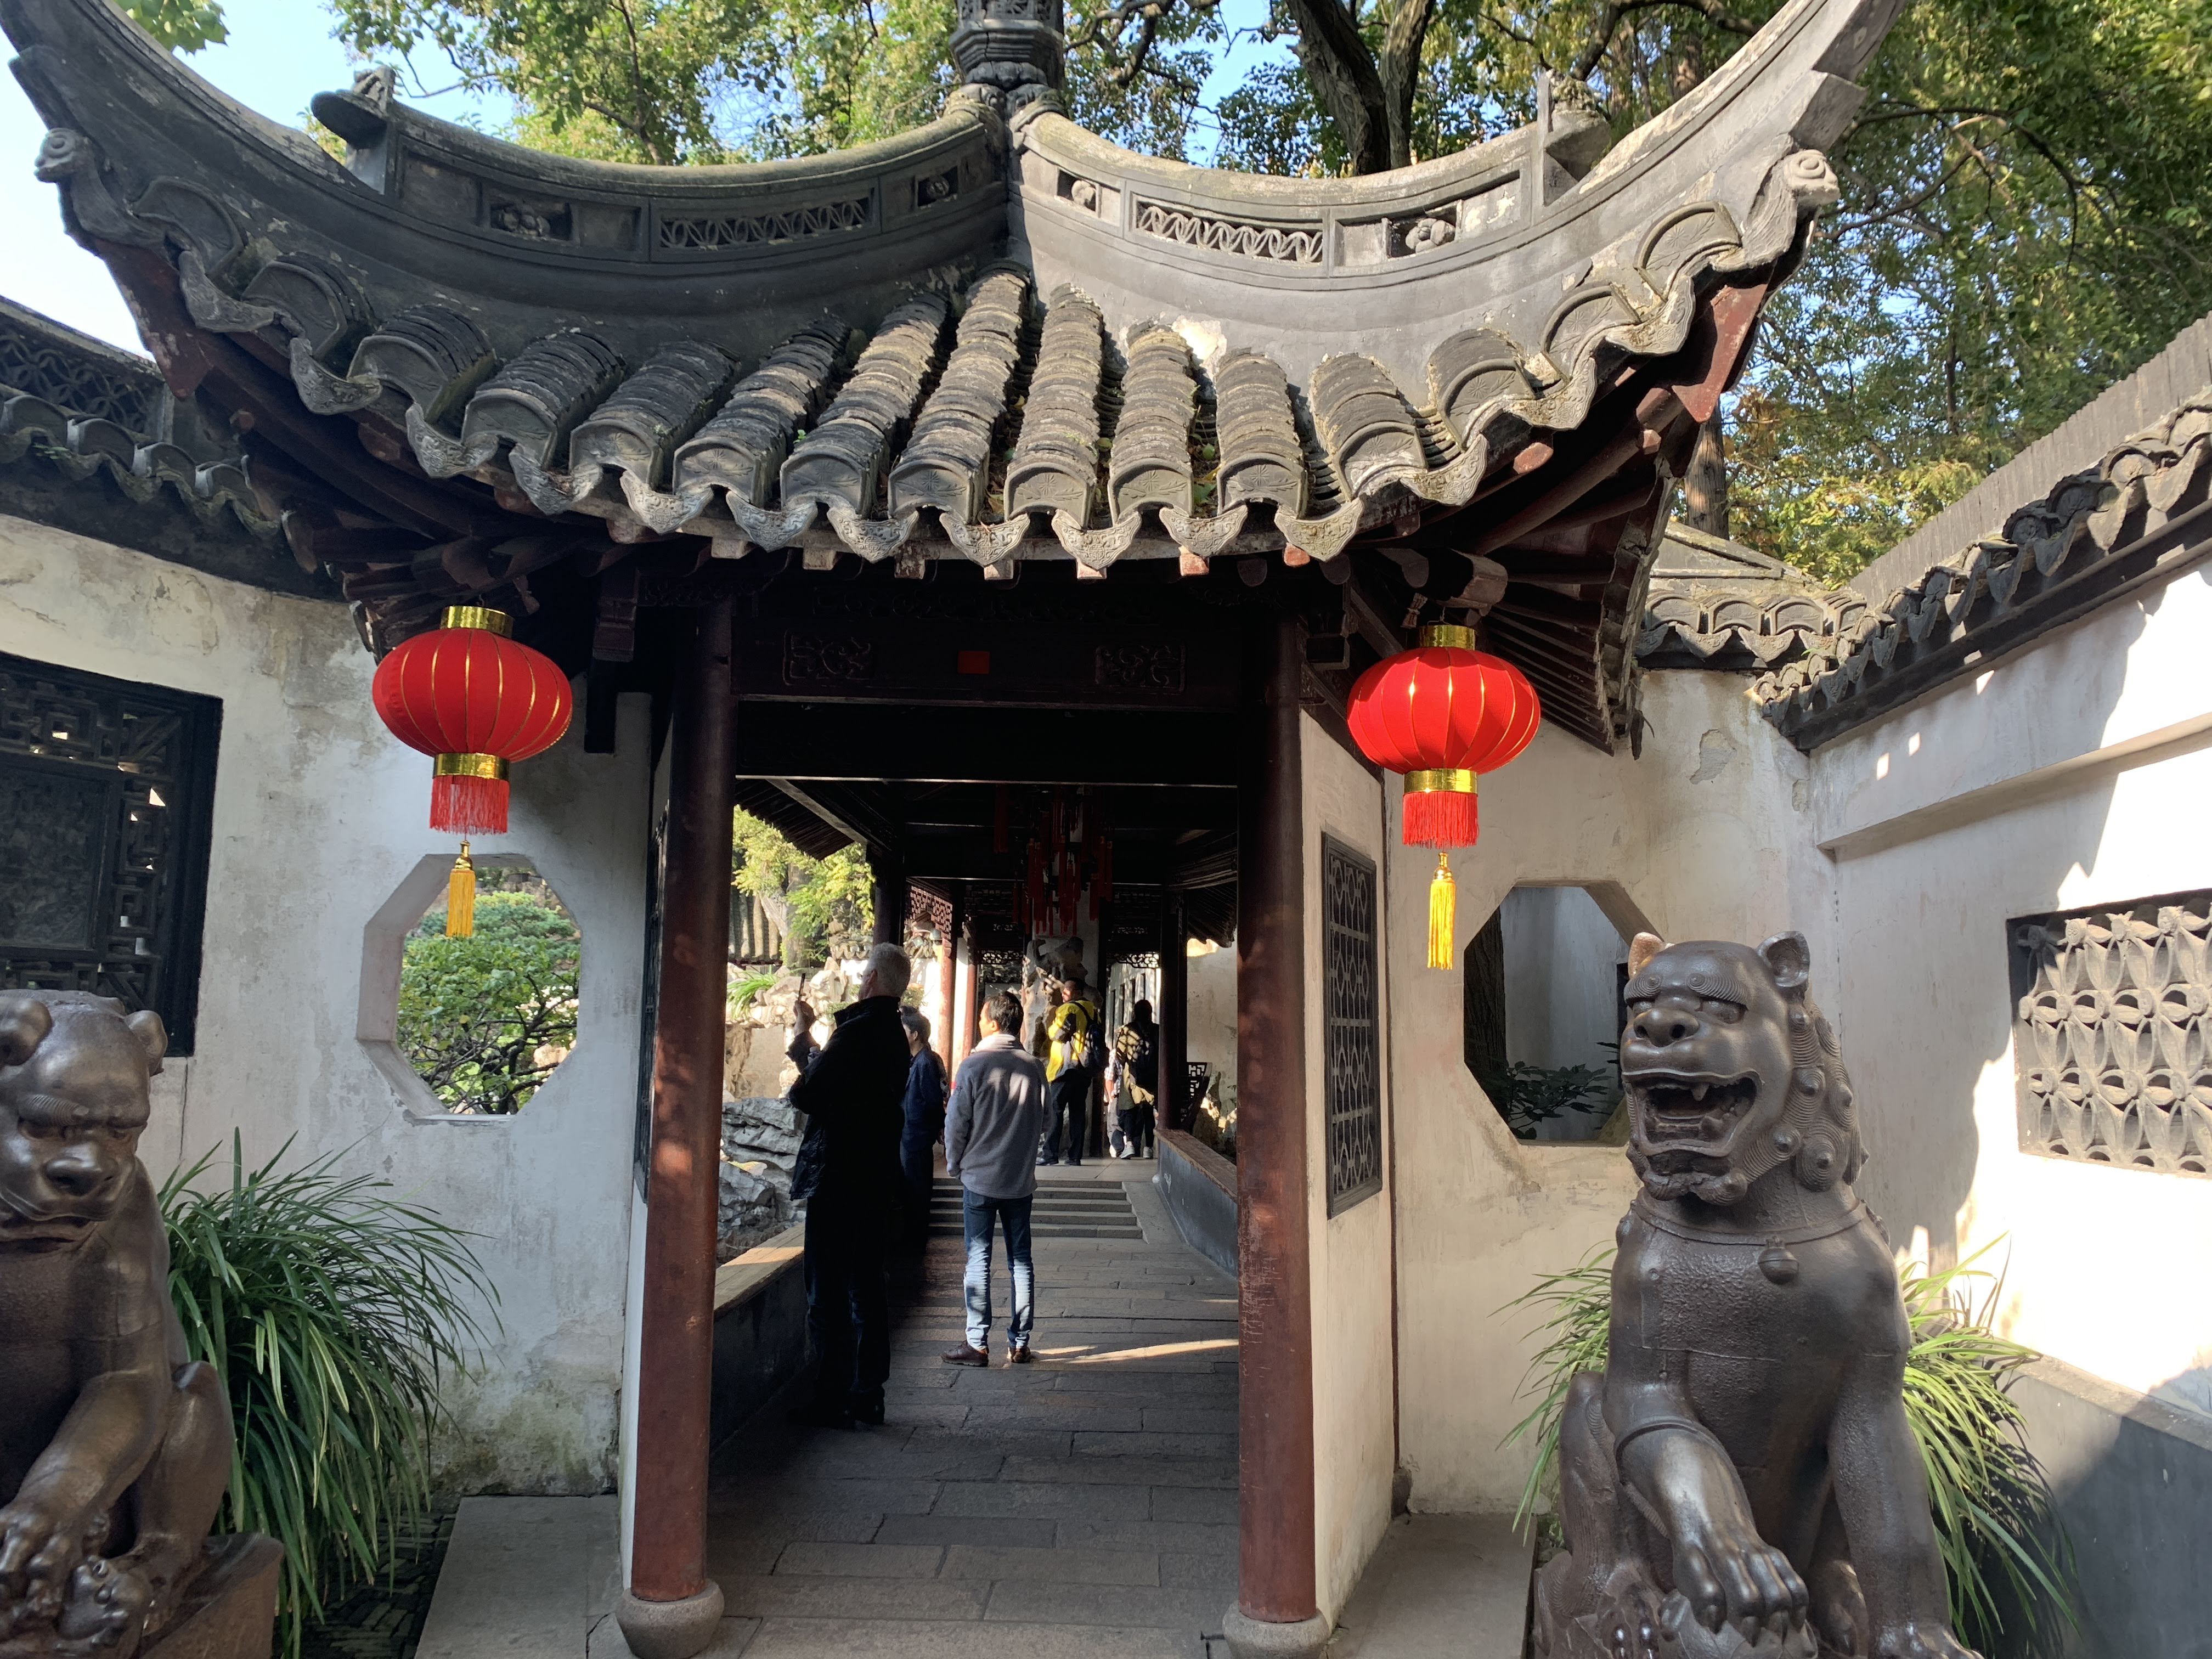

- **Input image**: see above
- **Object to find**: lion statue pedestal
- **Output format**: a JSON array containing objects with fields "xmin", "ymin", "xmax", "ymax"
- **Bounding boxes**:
[
  {"xmin": 1531, "ymin": 934, "xmax": 1980, "ymax": 1659},
  {"xmin": 0, "ymin": 992, "xmax": 280, "ymax": 1659}
]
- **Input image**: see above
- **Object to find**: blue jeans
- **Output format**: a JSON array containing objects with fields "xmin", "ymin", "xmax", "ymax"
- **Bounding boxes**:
[{"xmin": 962, "ymin": 1189, "xmax": 1035, "ymax": 1353}]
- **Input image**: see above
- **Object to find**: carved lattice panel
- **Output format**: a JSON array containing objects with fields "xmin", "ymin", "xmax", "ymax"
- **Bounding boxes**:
[
  {"xmin": 0, "ymin": 311, "xmax": 159, "ymax": 431},
  {"xmin": 2010, "ymin": 890, "xmax": 2212, "ymax": 1177},
  {"xmin": 1322, "ymin": 837, "xmax": 1383, "ymax": 1214},
  {"xmin": 0, "ymin": 652, "xmax": 220, "ymax": 1052}
]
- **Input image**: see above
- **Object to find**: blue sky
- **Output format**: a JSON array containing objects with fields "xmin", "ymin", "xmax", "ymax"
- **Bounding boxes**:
[{"xmin": 0, "ymin": 0, "xmax": 1280, "ymax": 356}]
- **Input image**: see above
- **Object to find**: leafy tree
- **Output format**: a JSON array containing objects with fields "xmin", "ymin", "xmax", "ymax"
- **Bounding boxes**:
[
  {"xmin": 732, "ymin": 809, "xmax": 874, "ymax": 970},
  {"xmin": 395, "ymin": 890, "xmax": 580, "ymax": 1113},
  {"xmin": 120, "ymin": 0, "xmax": 228, "ymax": 52}
]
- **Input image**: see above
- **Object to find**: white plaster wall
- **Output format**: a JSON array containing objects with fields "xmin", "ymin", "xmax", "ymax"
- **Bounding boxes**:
[
  {"xmin": 1185, "ymin": 940, "xmax": 1238, "ymax": 1091},
  {"xmin": 1389, "ymin": 670, "xmax": 1822, "ymax": 1511},
  {"xmin": 1500, "ymin": 884, "xmax": 1627, "ymax": 1074},
  {"xmin": 1299, "ymin": 719, "xmax": 1396, "ymax": 1620},
  {"xmin": 1807, "ymin": 565, "xmax": 2212, "ymax": 1417},
  {"xmin": 0, "ymin": 514, "xmax": 649, "ymax": 1493}
]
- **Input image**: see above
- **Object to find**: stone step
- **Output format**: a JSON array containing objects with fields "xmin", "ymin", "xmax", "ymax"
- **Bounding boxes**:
[{"xmin": 929, "ymin": 1178, "xmax": 1141, "ymax": 1238}]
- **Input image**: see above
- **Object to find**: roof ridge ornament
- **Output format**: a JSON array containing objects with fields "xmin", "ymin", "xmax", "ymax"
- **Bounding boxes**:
[{"xmin": 950, "ymin": 0, "xmax": 1066, "ymax": 113}]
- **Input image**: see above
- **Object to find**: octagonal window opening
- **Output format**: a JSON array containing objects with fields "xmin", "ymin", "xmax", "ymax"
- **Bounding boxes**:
[
  {"xmin": 391, "ymin": 858, "xmax": 583, "ymax": 1116},
  {"xmin": 1465, "ymin": 884, "xmax": 1629, "ymax": 1143}
]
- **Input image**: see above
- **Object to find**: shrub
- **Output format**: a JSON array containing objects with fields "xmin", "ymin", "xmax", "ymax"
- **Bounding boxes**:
[
  {"xmin": 396, "ymin": 889, "xmax": 580, "ymax": 1114},
  {"xmin": 1503, "ymin": 1241, "xmax": 2075, "ymax": 1657},
  {"xmin": 162, "ymin": 1137, "xmax": 495, "ymax": 1658}
]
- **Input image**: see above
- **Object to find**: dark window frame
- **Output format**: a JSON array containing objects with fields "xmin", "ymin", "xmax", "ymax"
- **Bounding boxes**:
[
  {"xmin": 0, "ymin": 651, "xmax": 221, "ymax": 1052},
  {"xmin": 1322, "ymin": 834, "xmax": 1384, "ymax": 1216}
]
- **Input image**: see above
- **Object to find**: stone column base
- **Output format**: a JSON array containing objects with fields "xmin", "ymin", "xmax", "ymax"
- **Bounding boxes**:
[
  {"xmin": 615, "ymin": 1582, "xmax": 725, "ymax": 1659},
  {"xmin": 1221, "ymin": 1605, "xmax": 1333, "ymax": 1659}
]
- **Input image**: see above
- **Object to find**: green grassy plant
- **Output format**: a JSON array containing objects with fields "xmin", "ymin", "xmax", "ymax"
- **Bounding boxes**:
[
  {"xmin": 1503, "ymin": 1241, "xmax": 2074, "ymax": 1657},
  {"xmin": 161, "ymin": 1136, "xmax": 496, "ymax": 1657}
]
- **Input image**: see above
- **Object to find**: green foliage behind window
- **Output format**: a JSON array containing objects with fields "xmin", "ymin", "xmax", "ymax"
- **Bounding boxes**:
[
  {"xmin": 395, "ymin": 889, "xmax": 580, "ymax": 1114},
  {"xmin": 732, "ymin": 809, "xmax": 873, "ymax": 970}
]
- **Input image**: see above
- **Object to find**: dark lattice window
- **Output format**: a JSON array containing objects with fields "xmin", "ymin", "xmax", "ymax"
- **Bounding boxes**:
[
  {"xmin": 2010, "ymin": 889, "xmax": 2212, "ymax": 1177},
  {"xmin": 1323, "ymin": 836, "xmax": 1383, "ymax": 1214},
  {"xmin": 0, "ymin": 652, "xmax": 220, "ymax": 1052}
]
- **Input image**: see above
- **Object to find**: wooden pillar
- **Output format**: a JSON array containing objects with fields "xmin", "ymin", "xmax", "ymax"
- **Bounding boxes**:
[
  {"xmin": 619, "ymin": 600, "xmax": 735, "ymax": 1659},
  {"xmin": 1227, "ymin": 610, "xmax": 1323, "ymax": 1653},
  {"xmin": 1156, "ymin": 892, "xmax": 1188, "ymax": 1133},
  {"xmin": 870, "ymin": 847, "xmax": 907, "ymax": 949},
  {"xmin": 936, "ymin": 892, "xmax": 962, "ymax": 1069},
  {"xmin": 952, "ymin": 915, "xmax": 978, "ymax": 1072}
]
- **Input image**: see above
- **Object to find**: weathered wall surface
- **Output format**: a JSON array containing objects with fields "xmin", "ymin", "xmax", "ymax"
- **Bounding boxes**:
[
  {"xmin": 1499, "ymin": 884, "xmax": 1627, "ymax": 1075},
  {"xmin": 0, "ymin": 512, "xmax": 648, "ymax": 1494},
  {"xmin": 1387, "ymin": 670, "xmax": 1822, "ymax": 1513},
  {"xmin": 1184, "ymin": 939, "xmax": 1238, "ymax": 1093},
  {"xmin": 1297, "ymin": 719, "xmax": 1396, "ymax": 1619},
  {"xmin": 1808, "ymin": 565, "xmax": 2212, "ymax": 1418}
]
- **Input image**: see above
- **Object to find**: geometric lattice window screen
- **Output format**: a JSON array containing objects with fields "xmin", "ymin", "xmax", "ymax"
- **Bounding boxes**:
[
  {"xmin": 0, "ymin": 651, "xmax": 221, "ymax": 1052},
  {"xmin": 2011, "ymin": 890, "xmax": 2212, "ymax": 1177},
  {"xmin": 1322, "ymin": 836, "xmax": 1383, "ymax": 1215}
]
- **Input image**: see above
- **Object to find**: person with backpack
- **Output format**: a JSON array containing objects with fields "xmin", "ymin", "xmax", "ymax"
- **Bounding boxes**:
[
  {"xmin": 1036, "ymin": 975, "xmax": 1099, "ymax": 1166},
  {"xmin": 1106, "ymin": 998, "xmax": 1159, "ymax": 1159}
]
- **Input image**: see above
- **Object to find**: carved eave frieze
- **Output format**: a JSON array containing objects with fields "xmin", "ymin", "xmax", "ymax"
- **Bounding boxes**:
[
  {"xmin": 1636, "ymin": 523, "xmax": 1861, "ymax": 671},
  {"xmin": 1754, "ymin": 390, "xmax": 2212, "ymax": 749},
  {"xmin": 0, "ymin": 297, "xmax": 302, "ymax": 591},
  {"xmin": 0, "ymin": 0, "xmax": 1900, "ymax": 751}
]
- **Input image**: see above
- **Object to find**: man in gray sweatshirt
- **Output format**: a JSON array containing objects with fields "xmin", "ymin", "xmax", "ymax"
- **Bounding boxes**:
[{"xmin": 943, "ymin": 990, "xmax": 1048, "ymax": 1365}]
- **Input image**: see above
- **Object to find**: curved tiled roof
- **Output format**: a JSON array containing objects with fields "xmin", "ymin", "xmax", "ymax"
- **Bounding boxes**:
[
  {"xmin": 0, "ymin": 0, "xmax": 1900, "ymax": 748},
  {"xmin": 1754, "ymin": 390, "xmax": 2212, "ymax": 747}
]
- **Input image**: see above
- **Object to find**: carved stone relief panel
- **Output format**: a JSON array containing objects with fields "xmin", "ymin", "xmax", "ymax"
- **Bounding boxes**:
[{"xmin": 2010, "ymin": 890, "xmax": 2212, "ymax": 1176}]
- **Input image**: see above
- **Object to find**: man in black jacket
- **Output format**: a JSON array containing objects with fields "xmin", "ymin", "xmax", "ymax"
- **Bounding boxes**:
[{"xmin": 787, "ymin": 943, "xmax": 913, "ymax": 1428}]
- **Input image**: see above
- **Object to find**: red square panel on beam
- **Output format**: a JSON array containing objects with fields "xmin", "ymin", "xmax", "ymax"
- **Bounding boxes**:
[{"xmin": 956, "ymin": 650, "xmax": 991, "ymax": 675}]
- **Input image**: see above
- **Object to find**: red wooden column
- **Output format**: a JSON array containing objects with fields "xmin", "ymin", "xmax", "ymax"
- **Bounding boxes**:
[
  {"xmin": 619, "ymin": 600, "xmax": 736, "ymax": 1659},
  {"xmin": 1226, "ymin": 610, "xmax": 1325, "ymax": 1656},
  {"xmin": 952, "ymin": 915, "xmax": 979, "ymax": 1072},
  {"xmin": 936, "ymin": 891, "xmax": 962, "ymax": 1069},
  {"xmin": 870, "ymin": 847, "xmax": 908, "ymax": 947},
  {"xmin": 1156, "ymin": 892, "xmax": 1188, "ymax": 1132}
]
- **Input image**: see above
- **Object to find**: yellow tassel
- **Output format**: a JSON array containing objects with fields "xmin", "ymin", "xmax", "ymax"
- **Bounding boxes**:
[
  {"xmin": 445, "ymin": 841, "xmax": 477, "ymax": 939},
  {"xmin": 1427, "ymin": 850, "xmax": 1455, "ymax": 970}
]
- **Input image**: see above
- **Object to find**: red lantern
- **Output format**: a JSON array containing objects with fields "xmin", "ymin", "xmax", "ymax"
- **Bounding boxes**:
[
  {"xmin": 372, "ymin": 606, "xmax": 573, "ymax": 936},
  {"xmin": 1347, "ymin": 624, "xmax": 1541, "ymax": 967}
]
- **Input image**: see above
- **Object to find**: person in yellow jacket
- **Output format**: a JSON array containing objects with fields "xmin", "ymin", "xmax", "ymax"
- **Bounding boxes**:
[{"xmin": 1036, "ymin": 977, "xmax": 1100, "ymax": 1166}]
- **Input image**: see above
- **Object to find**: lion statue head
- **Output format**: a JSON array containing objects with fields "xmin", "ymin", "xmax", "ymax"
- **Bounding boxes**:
[
  {"xmin": 1618, "ymin": 930, "xmax": 1861, "ymax": 1206},
  {"xmin": 0, "ymin": 991, "xmax": 166, "ymax": 1248}
]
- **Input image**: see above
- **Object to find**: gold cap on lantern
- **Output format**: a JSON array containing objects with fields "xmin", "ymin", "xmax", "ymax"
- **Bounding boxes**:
[
  {"xmin": 1403, "ymin": 767, "xmax": 1476, "ymax": 795},
  {"xmin": 1417, "ymin": 623, "xmax": 1476, "ymax": 650},
  {"xmin": 433, "ymin": 753, "xmax": 511, "ymax": 781},
  {"xmin": 441, "ymin": 605, "xmax": 515, "ymax": 636}
]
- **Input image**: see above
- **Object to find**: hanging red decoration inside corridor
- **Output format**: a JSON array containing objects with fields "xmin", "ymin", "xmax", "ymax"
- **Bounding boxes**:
[
  {"xmin": 1346, "ymin": 624, "xmax": 1541, "ymax": 969},
  {"xmin": 371, "ymin": 606, "xmax": 573, "ymax": 937}
]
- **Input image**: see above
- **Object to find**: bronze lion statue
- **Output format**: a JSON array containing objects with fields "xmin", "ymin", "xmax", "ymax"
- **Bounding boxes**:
[
  {"xmin": 1532, "ymin": 933, "xmax": 1979, "ymax": 1659},
  {"xmin": 0, "ymin": 992, "xmax": 234, "ymax": 1657}
]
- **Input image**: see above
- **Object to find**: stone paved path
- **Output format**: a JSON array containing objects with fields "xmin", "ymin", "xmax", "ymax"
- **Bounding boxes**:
[{"xmin": 657, "ymin": 1161, "xmax": 1241, "ymax": 1659}]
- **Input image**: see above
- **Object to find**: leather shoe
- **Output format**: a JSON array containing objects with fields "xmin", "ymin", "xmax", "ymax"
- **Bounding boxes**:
[
  {"xmin": 942, "ymin": 1342, "xmax": 989, "ymax": 1367},
  {"xmin": 1007, "ymin": 1345, "xmax": 1034, "ymax": 1365},
  {"xmin": 849, "ymin": 1394, "xmax": 885, "ymax": 1427}
]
